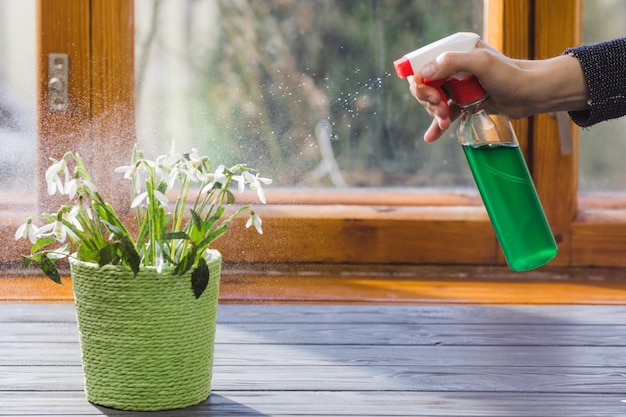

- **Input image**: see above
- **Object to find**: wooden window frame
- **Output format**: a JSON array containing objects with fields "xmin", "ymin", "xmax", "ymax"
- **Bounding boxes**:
[{"xmin": 4, "ymin": 0, "xmax": 624, "ymax": 272}]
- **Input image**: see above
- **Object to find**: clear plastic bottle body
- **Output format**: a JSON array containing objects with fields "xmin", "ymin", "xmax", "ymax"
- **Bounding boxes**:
[{"xmin": 457, "ymin": 99, "xmax": 558, "ymax": 271}]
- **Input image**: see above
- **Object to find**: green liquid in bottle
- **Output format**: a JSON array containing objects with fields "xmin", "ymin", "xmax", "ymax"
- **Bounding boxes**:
[{"xmin": 463, "ymin": 143, "xmax": 557, "ymax": 271}]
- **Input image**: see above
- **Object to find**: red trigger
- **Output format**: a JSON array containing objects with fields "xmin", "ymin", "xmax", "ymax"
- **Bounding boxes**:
[{"xmin": 423, "ymin": 78, "xmax": 449, "ymax": 111}]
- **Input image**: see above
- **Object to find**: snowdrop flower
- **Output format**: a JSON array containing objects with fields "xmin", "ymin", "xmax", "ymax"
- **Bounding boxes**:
[
  {"xmin": 233, "ymin": 173, "xmax": 246, "ymax": 193},
  {"xmin": 154, "ymin": 153, "xmax": 182, "ymax": 186},
  {"xmin": 15, "ymin": 218, "xmax": 40, "ymax": 244},
  {"xmin": 37, "ymin": 218, "xmax": 67, "ymax": 243},
  {"xmin": 201, "ymin": 165, "xmax": 228, "ymax": 194},
  {"xmin": 45, "ymin": 158, "xmax": 68, "ymax": 195},
  {"xmin": 185, "ymin": 150, "xmax": 206, "ymax": 173},
  {"xmin": 115, "ymin": 161, "xmax": 139, "ymax": 180},
  {"xmin": 65, "ymin": 178, "xmax": 78, "ymax": 200},
  {"xmin": 65, "ymin": 174, "xmax": 98, "ymax": 200},
  {"xmin": 164, "ymin": 157, "xmax": 199, "ymax": 191},
  {"xmin": 63, "ymin": 206, "xmax": 83, "ymax": 232},
  {"xmin": 70, "ymin": 196, "xmax": 92, "ymax": 220},
  {"xmin": 34, "ymin": 208, "xmax": 80, "ymax": 243},
  {"xmin": 130, "ymin": 189, "xmax": 169, "ymax": 209},
  {"xmin": 20, "ymin": 146, "xmax": 271, "ymax": 297},
  {"xmin": 243, "ymin": 171, "xmax": 273, "ymax": 204},
  {"xmin": 115, "ymin": 161, "xmax": 144, "ymax": 194},
  {"xmin": 246, "ymin": 211, "xmax": 263, "ymax": 234}
]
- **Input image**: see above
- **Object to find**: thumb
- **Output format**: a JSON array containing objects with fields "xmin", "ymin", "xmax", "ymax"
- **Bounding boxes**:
[
  {"xmin": 421, "ymin": 39, "xmax": 489, "ymax": 80},
  {"xmin": 421, "ymin": 50, "xmax": 474, "ymax": 81}
]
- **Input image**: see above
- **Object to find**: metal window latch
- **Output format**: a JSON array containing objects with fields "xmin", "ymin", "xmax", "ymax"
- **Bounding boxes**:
[
  {"xmin": 550, "ymin": 111, "xmax": 573, "ymax": 155},
  {"xmin": 48, "ymin": 53, "xmax": 69, "ymax": 112}
]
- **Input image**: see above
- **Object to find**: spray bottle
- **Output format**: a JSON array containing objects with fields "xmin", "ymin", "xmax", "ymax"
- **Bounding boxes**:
[{"xmin": 393, "ymin": 32, "xmax": 557, "ymax": 271}]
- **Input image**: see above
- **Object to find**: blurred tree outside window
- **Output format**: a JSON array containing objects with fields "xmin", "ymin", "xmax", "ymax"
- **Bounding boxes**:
[
  {"xmin": 579, "ymin": 0, "xmax": 626, "ymax": 192},
  {"xmin": 0, "ymin": 1, "xmax": 36, "ymax": 193},
  {"xmin": 135, "ymin": 0, "xmax": 483, "ymax": 191}
]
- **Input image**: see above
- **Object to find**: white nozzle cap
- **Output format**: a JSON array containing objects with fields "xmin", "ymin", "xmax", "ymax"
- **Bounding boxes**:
[{"xmin": 393, "ymin": 32, "xmax": 480, "ymax": 78}]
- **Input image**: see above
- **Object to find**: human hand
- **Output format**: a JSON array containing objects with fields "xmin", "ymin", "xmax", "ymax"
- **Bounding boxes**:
[{"xmin": 408, "ymin": 40, "xmax": 589, "ymax": 142}]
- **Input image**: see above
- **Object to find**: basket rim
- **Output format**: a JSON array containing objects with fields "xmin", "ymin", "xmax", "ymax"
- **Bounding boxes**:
[{"xmin": 68, "ymin": 249, "xmax": 222, "ymax": 273}]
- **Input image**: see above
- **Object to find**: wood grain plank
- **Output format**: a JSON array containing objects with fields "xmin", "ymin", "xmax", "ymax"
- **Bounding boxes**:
[
  {"xmin": 6, "ymin": 321, "xmax": 626, "ymax": 347},
  {"xmin": 6, "ymin": 364, "xmax": 626, "ymax": 394},
  {"xmin": 6, "ymin": 303, "xmax": 626, "ymax": 325},
  {"xmin": 2, "ymin": 391, "xmax": 626, "ymax": 416},
  {"xmin": 6, "ymin": 342, "xmax": 626, "ymax": 368},
  {"xmin": 5, "ymin": 304, "xmax": 626, "ymax": 416},
  {"xmin": 572, "ymin": 220, "xmax": 626, "ymax": 267},
  {"xmin": 213, "ymin": 207, "xmax": 499, "ymax": 265}
]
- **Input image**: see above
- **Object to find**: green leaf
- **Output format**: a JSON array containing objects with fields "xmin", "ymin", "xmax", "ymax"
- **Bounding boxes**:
[
  {"xmin": 22, "ymin": 255, "xmax": 33, "ymax": 268},
  {"xmin": 226, "ymin": 189, "xmax": 236, "ymax": 205},
  {"xmin": 119, "ymin": 237, "xmax": 141, "ymax": 276},
  {"xmin": 30, "ymin": 237, "xmax": 57, "ymax": 254},
  {"xmin": 190, "ymin": 209, "xmax": 203, "ymax": 231},
  {"xmin": 27, "ymin": 253, "xmax": 42, "ymax": 264},
  {"xmin": 77, "ymin": 243, "xmax": 97, "ymax": 263},
  {"xmin": 191, "ymin": 257, "xmax": 210, "ymax": 299},
  {"xmin": 40, "ymin": 253, "xmax": 62, "ymax": 284},
  {"xmin": 101, "ymin": 219, "xmax": 123, "ymax": 238},
  {"xmin": 163, "ymin": 231, "xmax": 189, "ymax": 240},
  {"xmin": 96, "ymin": 244, "xmax": 115, "ymax": 266},
  {"xmin": 174, "ymin": 247, "xmax": 196, "ymax": 276},
  {"xmin": 157, "ymin": 179, "xmax": 168, "ymax": 194},
  {"xmin": 200, "ymin": 224, "xmax": 228, "ymax": 248},
  {"xmin": 210, "ymin": 206, "xmax": 225, "ymax": 223},
  {"xmin": 136, "ymin": 208, "xmax": 150, "ymax": 247}
]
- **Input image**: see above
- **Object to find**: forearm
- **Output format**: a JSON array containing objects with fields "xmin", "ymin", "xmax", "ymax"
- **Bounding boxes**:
[{"xmin": 523, "ymin": 54, "xmax": 590, "ymax": 116}]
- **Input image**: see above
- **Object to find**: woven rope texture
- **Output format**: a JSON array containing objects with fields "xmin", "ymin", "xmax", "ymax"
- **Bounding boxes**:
[{"xmin": 70, "ymin": 251, "xmax": 221, "ymax": 411}]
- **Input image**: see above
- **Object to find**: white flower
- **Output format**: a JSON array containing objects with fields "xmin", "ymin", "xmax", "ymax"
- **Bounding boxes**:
[
  {"xmin": 164, "ymin": 161, "xmax": 199, "ymax": 191},
  {"xmin": 37, "ymin": 219, "xmax": 67, "ymax": 243},
  {"xmin": 233, "ymin": 174, "xmax": 246, "ymax": 193},
  {"xmin": 130, "ymin": 190, "xmax": 169, "ymax": 209},
  {"xmin": 201, "ymin": 165, "xmax": 228, "ymax": 194},
  {"xmin": 115, "ymin": 161, "xmax": 144, "ymax": 194},
  {"xmin": 154, "ymin": 153, "xmax": 181, "ymax": 186},
  {"xmin": 246, "ymin": 211, "xmax": 263, "ymax": 234},
  {"xmin": 185, "ymin": 151, "xmax": 205, "ymax": 171},
  {"xmin": 70, "ymin": 196, "xmax": 92, "ymax": 220},
  {"xmin": 46, "ymin": 244, "xmax": 70, "ymax": 260},
  {"xmin": 243, "ymin": 171, "xmax": 272, "ymax": 204},
  {"xmin": 63, "ymin": 205, "xmax": 84, "ymax": 232},
  {"xmin": 114, "ymin": 162, "xmax": 139, "ymax": 179},
  {"xmin": 65, "ymin": 175, "xmax": 97, "ymax": 200},
  {"xmin": 45, "ymin": 158, "xmax": 68, "ymax": 195},
  {"xmin": 15, "ymin": 218, "xmax": 40, "ymax": 244},
  {"xmin": 65, "ymin": 178, "xmax": 78, "ymax": 200}
]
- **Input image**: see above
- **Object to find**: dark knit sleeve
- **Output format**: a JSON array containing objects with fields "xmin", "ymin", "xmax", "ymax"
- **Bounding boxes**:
[{"xmin": 564, "ymin": 37, "xmax": 626, "ymax": 127}]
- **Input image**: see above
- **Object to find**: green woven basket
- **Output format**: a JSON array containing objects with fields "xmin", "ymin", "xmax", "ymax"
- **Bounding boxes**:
[{"xmin": 69, "ymin": 250, "xmax": 221, "ymax": 411}]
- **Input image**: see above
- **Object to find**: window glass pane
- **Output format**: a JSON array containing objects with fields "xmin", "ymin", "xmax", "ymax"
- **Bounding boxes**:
[
  {"xmin": 135, "ymin": 0, "xmax": 483, "ymax": 190},
  {"xmin": 579, "ymin": 0, "xmax": 626, "ymax": 192},
  {"xmin": 0, "ymin": 1, "xmax": 36, "ymax": 193}
]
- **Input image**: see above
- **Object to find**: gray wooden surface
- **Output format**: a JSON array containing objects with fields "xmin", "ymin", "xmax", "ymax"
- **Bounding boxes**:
[{"xmin": 3, "ymin": 303, "xmax": 626, "ymax": 416}]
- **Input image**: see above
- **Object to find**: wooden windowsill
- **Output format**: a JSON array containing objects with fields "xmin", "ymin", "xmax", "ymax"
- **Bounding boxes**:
[{"xmin": 4, "ymin": 264, "xmax": 626, "ymax": 305}]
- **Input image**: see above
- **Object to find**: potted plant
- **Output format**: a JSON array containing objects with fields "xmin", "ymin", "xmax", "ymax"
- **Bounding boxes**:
[{"xmin": 15, "ymin": 146, "xmax": 271, "ymax": 411}]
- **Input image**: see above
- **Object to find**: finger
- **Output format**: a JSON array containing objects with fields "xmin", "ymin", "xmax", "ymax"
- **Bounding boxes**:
[
  {"xmin": 424, "ymin": 118, "xmax": 446, "ymax": 143},
  {"xmin": 413, "ymin": 80, "xmax": 443, "ymax": 105},
  {"xmin": 424, "ymin": 102, "xmax": 460, "ymax": 143},
  {"xmin": 421, "ymin": 100, "xmax": 450, "ymax": 120}
]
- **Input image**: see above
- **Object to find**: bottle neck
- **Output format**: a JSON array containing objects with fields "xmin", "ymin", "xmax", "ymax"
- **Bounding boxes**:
[
  {"xmin": 457, "ymin": 95, "xmax": 488, "ymax": 110},
  {"xmin": 446, "ymin": 76, "xmax": 488, "ymax": 108}
]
